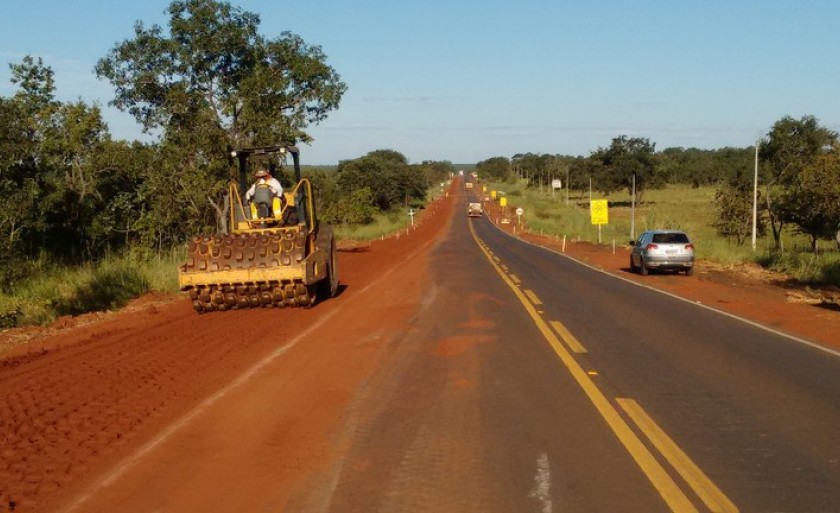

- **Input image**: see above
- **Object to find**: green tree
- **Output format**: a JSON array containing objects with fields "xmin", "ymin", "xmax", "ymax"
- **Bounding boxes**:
[
  {"xmin": 95, "ymin": 0, "xmax": 346, "ymax": 233},
  {"xmin": 0, "ymin": 96, "xmax": 40, "ymax": 288},
  {"xmin": 777, "ymin": 145, "xmax": 840, "ymax": 251},
  {"xmin": 336, "ymin": 155, "xmax": 392, "ymax": 210},
  {"xmin": 474, "ymin": 156, "xmax": 511, "ymax": 181},
  {"xmin": 658, "ymin": 147, "xmax": 752, "ymax": 186},
  {"xmin": 759, "ymin": 115, "xmax": 838, "ymax": 248},
  {"xmin": 591, "ymin": 136, "xmax": 660, "ymax": 202},
  {"xmin": 9, "ymin": 55, "xmax": 58, "ymax": 126},
  {"xmin": 88, "ymin": 141, "xmax": 157, "ymax": 254},
  {"xmin": 713, "ymin": 172, "xmax": 764, "ymax": 246},
  {"xmin": 567, "ymin": 156, "xmax": 601, "ymax": 196},
  {"xmin": 335, "ymin": 150, "xmax": 425, "ymax": 212},
  {"xmin": 1, "ymin": 56, "xmax": 126, "ymax": 284},
  {"xmin": 365, "ymin": 149, "xmax": 408, "ymax": 167},
  {"xmin": 96, "ymin": 0, "xmax": 345, "ymax": 144},
  {"xmin": 39, "ymin": 101, "xmax": 111, "ymax": 260},
  {"xmin": 418, "ymin": 160, "xmax": 455, "ymax": 189},
  {"xmin": 321, "ymin": 187, "xmax": 376, "ymax": 225},
  {"xmin": 302, "ymin": 166, "xmax": 340, "ymax": 220},
  {"xmin": 1, "ymin": 57, "xmax": 59, "ymax": 272}
]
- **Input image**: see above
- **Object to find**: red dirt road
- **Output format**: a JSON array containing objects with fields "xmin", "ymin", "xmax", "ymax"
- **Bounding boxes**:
[
  {"xmin": 1, "ymin": 182, "xmax": 838, "ymax": 512},
  {"xmin": 0, "ymin": 189, "xmax": 452, "ymax": 512}
]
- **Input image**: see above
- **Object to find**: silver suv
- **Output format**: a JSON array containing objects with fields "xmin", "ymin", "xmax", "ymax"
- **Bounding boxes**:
[{"xmin": 630, "ymin": 229, "xmax": 695, "ymax": 276}]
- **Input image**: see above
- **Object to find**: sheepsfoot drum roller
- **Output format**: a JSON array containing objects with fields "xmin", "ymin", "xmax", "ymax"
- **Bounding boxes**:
[{"xmin": 178, "ymin": 145, "xmax": 339, "ymax": 312}]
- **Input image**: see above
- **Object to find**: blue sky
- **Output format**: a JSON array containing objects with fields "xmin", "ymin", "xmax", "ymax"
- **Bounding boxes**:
[{"xmin": 2, "ymin": 0, "xmax": 839, "ymax": 164}]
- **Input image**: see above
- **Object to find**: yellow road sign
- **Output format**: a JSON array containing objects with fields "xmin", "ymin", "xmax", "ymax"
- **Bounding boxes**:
[
  {"xmin": 500, "ymin": 197, "xmax": 507, "ymax": 207},
  {"xmin": 590, "ymin": 199, "xmax": 609, "ymax": 225}
]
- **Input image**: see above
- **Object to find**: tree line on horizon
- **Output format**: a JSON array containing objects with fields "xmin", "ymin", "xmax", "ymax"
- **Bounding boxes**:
[
  {"xmin": 1, "ymin": 0, "xmax": 838, "ymax": 296},
  {"xmin": 475, "ymin": 116, "xmax": 840, "ymax": 251}
]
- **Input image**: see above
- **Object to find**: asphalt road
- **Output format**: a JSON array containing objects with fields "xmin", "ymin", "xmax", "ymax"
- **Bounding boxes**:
[
  {"xmin": 290, "ymin": 200, "xmax": 671, "ymax": 513},
  {"xmin": 292, "ymin": 193, "xmax": 840, "ymax": 513},
  {"xmin": 468, "ymin": 199, "xmax": 840, "ymax": 513}
]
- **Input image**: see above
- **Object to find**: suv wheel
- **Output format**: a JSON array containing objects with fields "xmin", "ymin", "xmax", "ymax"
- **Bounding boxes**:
[
  {"xmin": 685, "ymin": 267, "xmax": 694, "ymax": 277},
  {"xmin": 639, "ymin": 260, "xmax": 649, "ymax": 276}
]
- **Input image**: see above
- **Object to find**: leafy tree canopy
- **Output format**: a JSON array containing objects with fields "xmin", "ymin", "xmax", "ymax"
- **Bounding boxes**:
[
  {"xmin": 591, "ymin": 135, "xmax": 660, "ymax": 201},
  {"xmin": 777, "ymin": 144, "xmax": 840, "ymax": 251},
  {"xmin": 94, "ymin": 0, "xmax": 347, "ymax": 233},
  {"xmin": 335, "ymin": 150, "xmax": 425, "ymax": 212},
  {"xmin": 760, "ymin": 115, "xmax": 838, "ymax": 187},
  {"xmin": 758, "ymin": 115, "xmax": 838, "ymax": 247},
  {"xmin": 475, "ymin": 156, "xmax": 512, "ymax": 181},
  {"xmin": 658, "ymin": 146, "xmax": 753, "ymax": 187},
  {"xmin": 95, "ymin": 0, "xmax": 347, "ymax": 148},
  {"xmin": 418, "ymin": 160, "xmax": 455, "ymax": 188}
]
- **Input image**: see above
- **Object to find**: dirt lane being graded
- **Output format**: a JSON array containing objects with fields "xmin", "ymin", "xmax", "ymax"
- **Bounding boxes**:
[{"xmin": 0, "ymin": 188, "xmax": 453, "ymax": 513}]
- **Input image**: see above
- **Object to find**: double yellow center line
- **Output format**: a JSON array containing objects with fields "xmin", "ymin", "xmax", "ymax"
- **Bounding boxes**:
[{"xmin": 469, "ymin": 221, "xmax": 738, "ymax": 513}]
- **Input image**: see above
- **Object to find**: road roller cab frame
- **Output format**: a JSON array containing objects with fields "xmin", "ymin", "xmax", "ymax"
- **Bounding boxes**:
[{"xmin": 178, "ymin": 144, "xmax": 339, "ymax": 312}]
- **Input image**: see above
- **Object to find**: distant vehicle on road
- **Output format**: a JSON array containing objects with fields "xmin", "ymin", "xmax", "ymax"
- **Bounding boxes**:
[
  {"xmin": 467, "ymin": 202, "xmax": 483, "ymax": 217},
  {"xmin": 630, "ymin": 229, "xmax": 695, "ymax": 276}
]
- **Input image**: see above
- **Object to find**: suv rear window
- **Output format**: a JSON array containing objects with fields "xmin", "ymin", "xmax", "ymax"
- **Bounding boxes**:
[{"xmin": 652, "ymin": 233, "xmax": 689, "ymax": 244}]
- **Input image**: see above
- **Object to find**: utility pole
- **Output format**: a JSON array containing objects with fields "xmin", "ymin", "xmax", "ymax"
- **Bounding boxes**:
[
  {"xmin": 631, "ymin": 173, "xmax": 636, "ymax": 241},
  {"xmin": 751, "ymin": 140, "xmax": 759, "ymax": 251},
  {"xmin": 565, "ymin": 165, "xmax": 570, "ymax": 205}
]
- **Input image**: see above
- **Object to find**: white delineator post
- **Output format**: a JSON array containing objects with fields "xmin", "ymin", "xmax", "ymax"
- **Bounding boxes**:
[{"xmin": 752, "ymin": 141, "xmax": 759, "ymax": 251}]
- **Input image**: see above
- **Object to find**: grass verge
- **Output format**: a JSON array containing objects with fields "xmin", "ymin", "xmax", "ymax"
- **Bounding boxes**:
[
  {"xmin": 0, "ymin": 250, "xmax": 182, "ymax": 329},
  {"xmin": 334, "ymin": 209, "xmax": 414, "ymax": 240},
  {"xmin": 483, "ymin": 180, "xmax": 840, "ymax": 286}
]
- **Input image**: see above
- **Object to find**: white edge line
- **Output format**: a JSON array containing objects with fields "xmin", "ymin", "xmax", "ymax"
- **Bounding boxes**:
[{"xmin": 482, "ymin": 218, "xmax": 840, "ymax": 359}]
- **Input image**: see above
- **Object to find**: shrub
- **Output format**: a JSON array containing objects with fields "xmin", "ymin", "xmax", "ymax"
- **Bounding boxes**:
[{"xmin": 53, "ymin": 264, "xmax": 150, "ymax": 316}]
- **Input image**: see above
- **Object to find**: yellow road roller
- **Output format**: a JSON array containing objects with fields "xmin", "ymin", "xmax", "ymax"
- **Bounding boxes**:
[{"xmin": 178, "ymin": 145, "xmax": 338, "ymax": 312}]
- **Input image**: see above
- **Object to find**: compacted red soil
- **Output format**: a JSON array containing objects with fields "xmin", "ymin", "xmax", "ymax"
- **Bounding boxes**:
[
  {"xmin": 0, "ymin": 189, "xmax": 454, "ymax": 512},
  {"xmin": 0, "ymin": 183, "xmax": 837, "ymax": 512}
]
